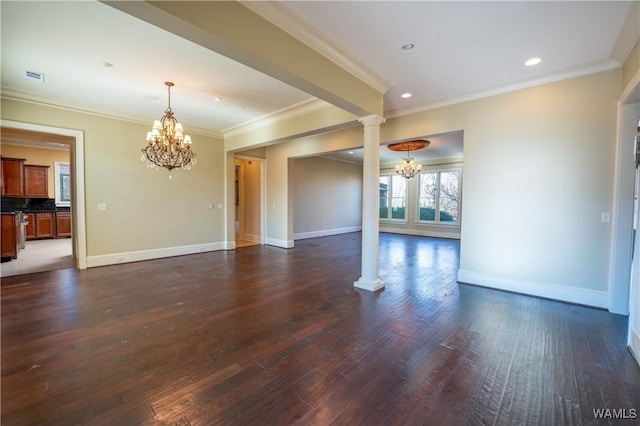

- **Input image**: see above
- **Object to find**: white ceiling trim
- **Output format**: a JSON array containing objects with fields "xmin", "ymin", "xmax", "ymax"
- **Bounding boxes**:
[
  {"xmin": 0, "ymin": 93, "xmax": 225, "ymax": 139},
  {"xmin": 385, "ymin": 58, "xmax": 622, "ymax": 119},
  {"xmin": 223, "ymin": 97, "xmax": 336, "ymax": 137},
  {"xmin": 241, "ymin": 0, "xmax": 391, "ymax": 95}
]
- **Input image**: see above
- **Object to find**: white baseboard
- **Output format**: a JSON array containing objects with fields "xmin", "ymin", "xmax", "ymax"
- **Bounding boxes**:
[
  {"xmin": 294, "ymin": 226, "xmax": 361, "ymax": 241},
  {"xmin": 380, "ymin": 226, "xmax": 460, "ymax": 240},
  {"xmin": 225, "ymin": 241, "xmax": 236, "ymax": 250},
  {"xmin": 457, "ymin": 269, "xmax": 608, "ymax": 309},
  {"xmin": 243, "ymin": 233, "xmax": 262, "ymax": 243},
  {"xmin": 265, "ymin": 238, "xmax": 294, "ymax": 249},
  {"xmin": 630, "ymin": 325, "xmax": 640, "ymax": 367},
  {"xmin": 86, "ymin": 242, "xmax": 226, "ymax": 268}
]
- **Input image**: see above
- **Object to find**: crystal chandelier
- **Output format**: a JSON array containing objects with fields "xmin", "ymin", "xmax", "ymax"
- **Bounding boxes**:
[
  {"xmin": 141, "ymin": 82, "xmax": 196, "ymax": 171},
  {"xmin": 395, "ymin": 156, "xmax": 422, "ymax": 179},
  {"xmin": 388, "ymin": 140, "xmax": 430, "ymax": 179}
]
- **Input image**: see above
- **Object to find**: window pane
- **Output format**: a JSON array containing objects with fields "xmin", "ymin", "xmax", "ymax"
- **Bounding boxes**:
[
  {"xmin": 439, "ymin": 171, "xmax": 459, "ymax": 223},
  {"xmin": 379, "ymin": 176, "xmax": 389, "ymax": 219},
  {"xmin": 379, "ymin": 176, "xmax": 390, "ymax": 218},
  {"xmin": 391, "ymin": 175, "xmax": 406, "ymax": 219},
  {"xmin": 391, "ymin": 197, "xmax": 405, "ymax": 219},
  {"xmin": 418, "ymin": 173, "xmax": 437, "ymax": 221}
]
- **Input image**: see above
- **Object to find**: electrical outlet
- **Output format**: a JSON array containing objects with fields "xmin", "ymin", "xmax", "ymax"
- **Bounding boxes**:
[{"xmin": 601, "ymin": 212, "xmax": 611, "ymax": 223}]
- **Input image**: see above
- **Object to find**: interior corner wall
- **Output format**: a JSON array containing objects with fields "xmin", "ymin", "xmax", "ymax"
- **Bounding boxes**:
[
  {"xmin": 292, "ymin": 156, "xmax": 362, "ymax": 239},
  {"xmin": 1, "ymin": 98, "xmax": 226, "ymax": 265},
  {"xmin": 264, "ymin": 125, "xmax": 364, "ymax": 248}
]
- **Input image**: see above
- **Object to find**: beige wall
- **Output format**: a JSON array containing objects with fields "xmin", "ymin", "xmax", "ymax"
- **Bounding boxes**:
[
  {"xmin": 265, "ymin": 125, "xmax": 364, "ymax": 246},
  {"xmin": 385, "ymin": 70, "xmax": 619, "ymax": 297},
  {"xmin": 292, "ymin": 156, "xmax": 362, "ymax": 237},
  {"xmin": 0, "ymin": 144, "xmax": 70, "ymax": 198},
  {"xmin": 260, "ymin": 69, "xmax": 620, "ymax": 304},
  {"xmin": 1, "ymin": 98, "xmax": 225, "ymax": 260},
  {"xmin": 0, "ymin": 67, "xmax": 624, "ymax": 307}
]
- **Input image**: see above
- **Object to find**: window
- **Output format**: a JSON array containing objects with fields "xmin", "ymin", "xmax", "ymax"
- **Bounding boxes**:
[
  {"xmin": 54, "ymin": 161, "xmax": 70, "ymax": 207},
  {"xmin": 418, "ymin": 169, "xmax": 461, "ymax": 224},
  {"xmin": 379, "ymin": 174, "xmax": 407, "ymax": 220}
]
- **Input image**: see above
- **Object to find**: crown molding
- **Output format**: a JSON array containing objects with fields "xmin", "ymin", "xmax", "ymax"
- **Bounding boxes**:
[
  {"xmin": 385, "ymin": 58, "xmax": 622, "ymax": 119},
  {"xmin": 223, "ymin": 97, "xmax": 333, "ymax": 137},
  {"xmin": 611, "ymin": 1, "xmax": 640, "ymax": 64},
  {"xmin": 240, "ymin": 0, "xmax": 391, "ymax": 95},
  {"xmin": 0, "ymin": 92, "xmax": 224, "ymax": 139}
]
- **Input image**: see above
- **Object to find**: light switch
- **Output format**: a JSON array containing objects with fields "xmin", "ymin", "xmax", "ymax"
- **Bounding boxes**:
[
  {"xmin": 601, "ymin": 212, "xmax": 610, "ymax": 223},
  {"xmin": 98, "ymin": 203, "xmax": 107, "ymax": 211},
  {"xmin": 217, "ymin": 203, "xmax": 223, "ymax": 209}
]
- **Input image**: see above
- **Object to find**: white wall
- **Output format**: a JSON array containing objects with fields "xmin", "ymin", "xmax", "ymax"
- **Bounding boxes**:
[{"xmin": 292, "ymin": 156, "xmax": 362, "ymax": 239}]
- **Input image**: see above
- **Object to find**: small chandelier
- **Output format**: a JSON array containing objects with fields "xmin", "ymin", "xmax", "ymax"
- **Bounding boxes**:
[
  {"xmin": 388, "ymin": 140, "xmax": 430, "ymax": 179},
  {"xmin": 141, "ymin": 81, "xmax": 196, "ymax": 171}
]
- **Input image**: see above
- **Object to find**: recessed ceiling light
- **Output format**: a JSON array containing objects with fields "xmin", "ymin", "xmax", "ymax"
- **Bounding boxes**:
[
  {"xmin": 215, "ymin": 97, "xmax": 222, "ymax": 102},
  {"xmin": 401, "ymin": 43, "xmax": 415, "ymax": 52},
  {"xmin": 525, "ymin": 57, "xmax": 542, "ymax": 66},
  {"xmin": 102, "ymin": 61, "xmax": 114, "ymax": 69},
  {"xmin": 348, "ymin": 151, "xmax": 355, "ymax": 154},
  {"xmin": 401, "ymin": 93, "xmax": 412, "ymax": 99}
]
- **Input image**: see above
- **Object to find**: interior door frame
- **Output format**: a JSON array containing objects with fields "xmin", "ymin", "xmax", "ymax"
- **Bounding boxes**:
[
  {"xmin": 610, "ymin": 68, "xmax": 640, "ymax": 315},
  {"xmin": 236, "ymin": 154, "xmax": 266, "ymax": 244},
  {"xmin": 1, "ymin": 119, "xmax": 87, "ymax": 269}
]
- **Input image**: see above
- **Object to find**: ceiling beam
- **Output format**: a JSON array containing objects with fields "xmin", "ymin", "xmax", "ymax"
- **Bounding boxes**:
[{"xmin": 102, "ymin": 0, "xmax": 384, "ymax": 118}]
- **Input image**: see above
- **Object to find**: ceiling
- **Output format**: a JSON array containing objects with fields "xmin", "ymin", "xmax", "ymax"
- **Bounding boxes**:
[{"xmin": 1, "ymin": 1, "xmax": 637, "ymax": 163}]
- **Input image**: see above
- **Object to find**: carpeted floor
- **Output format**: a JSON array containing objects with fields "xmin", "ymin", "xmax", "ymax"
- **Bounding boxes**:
[{"xmin": 0, "ymin": 238, "xmax": 73, "ymax": 278}]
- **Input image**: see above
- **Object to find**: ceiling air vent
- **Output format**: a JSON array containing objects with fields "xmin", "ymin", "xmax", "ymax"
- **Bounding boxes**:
[{"xmin": 25, "ymin": 70, "xmax": 44, "ymax": 83}]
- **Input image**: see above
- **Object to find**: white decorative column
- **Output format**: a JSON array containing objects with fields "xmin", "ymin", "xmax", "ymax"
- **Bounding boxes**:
[{"xmin": 355, "ymin": 114, "xmax": 386, "ymax": 291}]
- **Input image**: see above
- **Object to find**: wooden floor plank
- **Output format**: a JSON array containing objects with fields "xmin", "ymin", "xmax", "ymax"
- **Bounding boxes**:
[{"xmin": 2, "ymin": 233, "xmax": 638, "ymax": 425}]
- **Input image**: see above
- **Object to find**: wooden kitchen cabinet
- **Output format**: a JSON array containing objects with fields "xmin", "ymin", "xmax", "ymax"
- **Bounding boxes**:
[
  {"xmin": 1, "ymin": 214, "xmax": 19, "ymax": 258},
  {"xmin": 1, "ymin": 157, "xmax": 25, "ymax": 196},
  {"xmin": 34, "ymin": 212, "xmax": 55, "ymax": 239},
  {"xmin": 26, "ymin": 212, "xmax": 57, "ymax": 240},
  {"xmin": 23, "ymin": 164, "xmax": 49, "ymax": 198},
  {"xmin": 56, "ymin": 212, "xmax": 71, "ymax": 238},
  {"xmin": 25, "ymin": 213, "xmax": 36, "ymax": 240}
]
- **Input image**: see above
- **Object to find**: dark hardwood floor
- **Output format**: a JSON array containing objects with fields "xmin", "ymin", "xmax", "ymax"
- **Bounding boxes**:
[{"xmin": 1, "ymin": 233, "xmax": 639, "ymax": 425}]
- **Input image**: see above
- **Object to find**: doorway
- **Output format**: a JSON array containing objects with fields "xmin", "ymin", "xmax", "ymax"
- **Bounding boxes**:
[
  {"xmin": 1, "ymin": 119, "xmax": 87, "ymax": 274},
  {"xmin": 234, "ymin": 156, "xmax": 264, "ymax": 248},
  {"xmin": 1, "ymin": 129, "xmax": 73, "ymax": 277}
]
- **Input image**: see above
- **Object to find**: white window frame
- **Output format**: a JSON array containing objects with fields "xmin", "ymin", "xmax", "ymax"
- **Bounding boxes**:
[
  {"xmin": 379, "ymin": 173, "xmax": 408, "ymax": 222},
  {"xmin": 54, "ymin": 161, "xmax": 71, "ymax": 207},
  {"xmin": 417, "ymin": 167, "xmax": 462, "ymax": 226}
]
